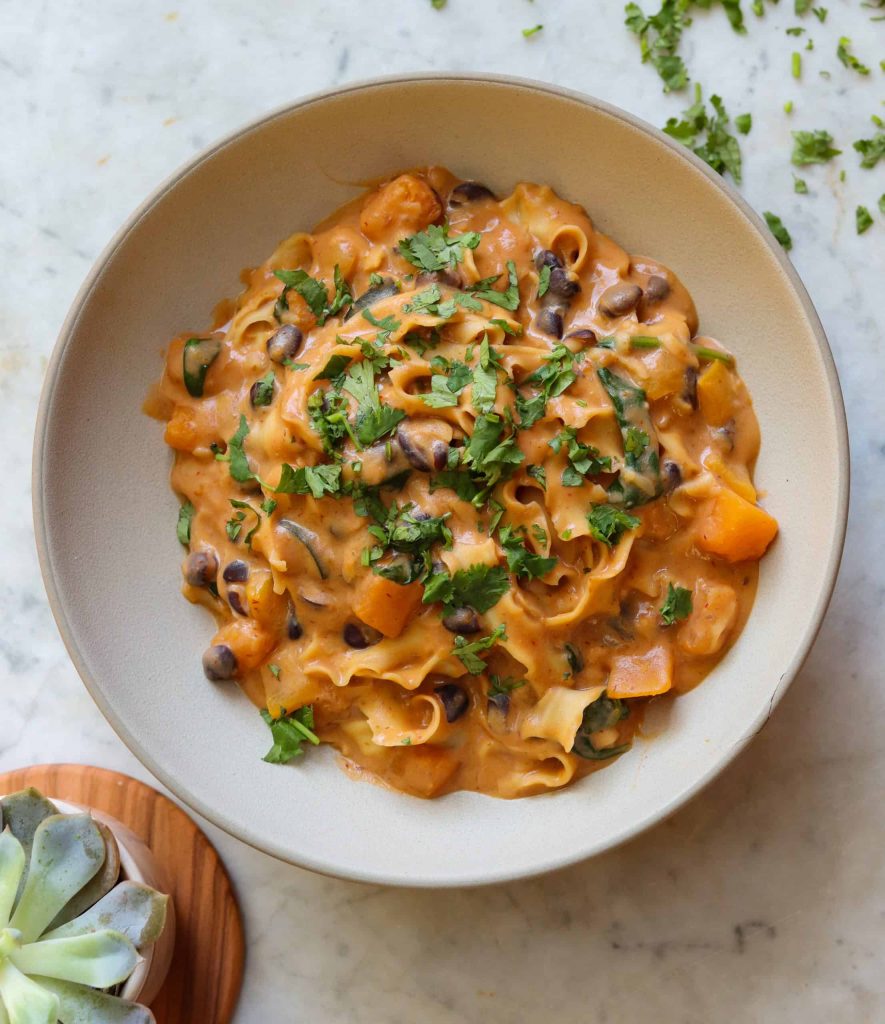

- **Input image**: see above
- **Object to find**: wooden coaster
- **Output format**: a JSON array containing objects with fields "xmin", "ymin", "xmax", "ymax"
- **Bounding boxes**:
[{"xmin": 0, "ymin": 763, "xmax": 244, "ymax": 1024}]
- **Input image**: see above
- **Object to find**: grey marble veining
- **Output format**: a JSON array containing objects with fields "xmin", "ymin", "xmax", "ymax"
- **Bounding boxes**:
[{"xmin": 2, "ymin": 1, "xmax": 883, "ymax": 1020}]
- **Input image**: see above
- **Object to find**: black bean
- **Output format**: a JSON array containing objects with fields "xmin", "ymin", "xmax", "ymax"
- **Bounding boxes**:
[
  {"xmin": 599, "ymin": 282, "xmax": 642, "ymax": 317},
  {"xmin": 286, "ymin": 607, "xmax": 303, "ymax": 640},
  {"xmin": 228, "ymin": 588, "xmax": 248, "ymax": 616},
  {"xmin": 535, "ymin": 249, "xmax": 563, "ymax": 271},
  {"xmin": 644, "ymin": 275, "xmax": 670, "ymax": 303},
  {"xmin": 343, "ymin": 622, "xmax": 382, "ymax": 649},
  {"xmin": 250, "ymin": 379, "xmax": 274, "ymax": 407},
  {"xmin": 547, "ymin": 267, "xmax": 581, "ymax": 300},
  {"xmin": 448, "ymin": 181, "xmax": 496, "ymax": 206},
  {"xmin": 488, "ymin": 692, "xmax": 510, "ymax": 716},
  {"xmin": 565, "ymin": 328, "xmax": 597, "ymax": 345},
  {"xmin": 535, "ymin": 307, "xmax": 563, "ymax": 338},
  {"xmin": 223, "ymin": 560, "xmax": 249, "ymax": 583},
  {"xmin": 202, "ymin": 644, "xmax": 237, "ymax": 682},
  {"xmin": 266, "ymin": 324, "xmax": 303, "ymax": 364},
  {"xmin": 682, "ymin": 367, "xmax": 699, "ymax": 411},
  {"xmin": 184, "ymin": 550, "xmax": 218, "ymax": 587},
  {"xmin": 442, "ymin": 607, "xmax": 481, "ymax": 634},
  {"xmin": 435, "ymin": 683, "xmax": 469, "ymax": 723},
  {"xmin": 662, "ymin": 460, "xmax": 682, "ymax": 492},
  {"xmin": 396, "ymin": 423, "xmax": 432, "ymax": 472}
]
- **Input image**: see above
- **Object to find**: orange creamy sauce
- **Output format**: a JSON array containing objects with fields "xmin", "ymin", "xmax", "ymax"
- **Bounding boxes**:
[{"xmin": 155, "ymin": 167, "xmax": 778, "ymax": 799}]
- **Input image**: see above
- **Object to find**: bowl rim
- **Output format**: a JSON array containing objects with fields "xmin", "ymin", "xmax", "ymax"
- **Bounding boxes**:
[{"xmin": 32, "ymin": 72, "xmax": 850, "ymax": 887}]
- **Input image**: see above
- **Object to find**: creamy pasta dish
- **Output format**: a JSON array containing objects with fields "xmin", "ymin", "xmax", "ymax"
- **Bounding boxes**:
[{"xmin": 153, "ymin": 167, "xmax": 778, "ymax": 798}]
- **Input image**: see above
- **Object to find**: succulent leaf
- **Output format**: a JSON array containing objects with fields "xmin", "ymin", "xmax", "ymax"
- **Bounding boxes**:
[
  {"xmin": 47, "ymin": 825, "xmax": 120, "ymax": 933},
  {"xmin": 0, "ymin": 794, "xmax": 57, "ymax": 905},
  {"xmin": 11, "ymin": 931, "xmax": 138, "ymax": 989},
  {"xmin": 10, "ymin": 817, "xmax": 105, "ymax": 943},
  {"xmin": 0, "ymin": 959, "xmax": 60, "ymax": 1024},
  {"xmin": 42, "ymin": 882, "xmax": 167, "ymax": 951},
  {"xmin": 31, "ymin": 979, "xmax": 156, "ymax": 1024},
  {"xmin": 0, "ymin": 832, "xmax": 25, "ymax": 929}
]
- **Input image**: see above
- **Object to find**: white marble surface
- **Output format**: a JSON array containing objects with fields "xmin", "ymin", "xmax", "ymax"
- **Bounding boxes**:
[{"xmin": 2, "ymin": 0, "xmax": 884, "ymax": 1019}]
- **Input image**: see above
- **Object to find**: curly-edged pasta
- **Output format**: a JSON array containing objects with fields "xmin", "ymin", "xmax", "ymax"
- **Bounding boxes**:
[{"xmin": 155, "ymin": 167, "xmax": 778, "ymax": 798}]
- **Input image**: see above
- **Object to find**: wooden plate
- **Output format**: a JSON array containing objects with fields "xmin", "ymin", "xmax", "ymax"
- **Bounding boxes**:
[{"xmin": 0, "ymin": 763, "xmax": 244, "ymax": 1023}]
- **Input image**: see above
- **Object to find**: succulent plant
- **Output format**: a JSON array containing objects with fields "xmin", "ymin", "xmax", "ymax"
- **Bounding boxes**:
[{"xmin": 0, "ymin": 789, "xmax": 168, "ymax": 1024}]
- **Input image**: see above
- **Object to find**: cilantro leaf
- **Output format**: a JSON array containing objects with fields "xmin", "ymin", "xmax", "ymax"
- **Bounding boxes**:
[
  {"xmin": 498, "ymin": 525, "xmax": 556, "ymax": 579},
  {"xmin": 422, "ymin": 564, "xmax": 510, "ymax": 613},
  {"xmin": 452, "ymin": 623, "xmax": 508, "ymax": 674},
  {"xmin": 342, "ymin": 360, "xmax": 405, "ymax": 447},
  {"xmin": 488, "ymin": 675, "xmax": 527, "ymax": 697},
  {"xmin": 587, "ymin": 504, "xmax": 641, "ymax": 547},
  {"xmin": 836, "ymin": 36, "xmax": 870, "ymax": 75},
  {"xmin": 735, "ymin": 112, "xmax": 752, "ymax": 135},
  {"xmin": 527, "ymin": 464, "xmax": 547, "ymax": 489},
  {"xmin": 276, "ymin": 463, "xmax": 343, "ymax": 499},
  {"xmin": 791, "ymin": 129, "xmax": 841, "ymax": 165},
  {"xmin": 537, "ymin": 263, "xmax": 552, "ymax": 297},
  {"xmin": 856, "ymin": 205, "xmax": 874, "ymax": 235},
  {"xmin": 471, "ymin": 335, "xmax": 501, "ymax": 413},
  {"xmin": 660, "ymin": 582, "xmax": 693, "ymax": 625},
  {"xmin": 273, "ymin": 265, "xmax": 351, "ymax": 324},
  {"xmin": 260, "ymin": 706, "xmax": 320, "ymax": 764},
  {"xmin": 308, "ymin": 389, "xmax": 350, "ymax": 455},
  {"xmin": 176, "ymin": 500, "xmax": 195, "ymax": 545},
  {"xmin": 522, "ymin": 23, "xmax": 543, "ymax": 37},
  {"xmin": 470, "ymin": 260, "xmax": 520, "ymax": 311},
  {"xmin": 548, "ymin": 426, "xmax": 612, "ymax": 486},
  {"xmin": 624, "ymin": 0, "xmax": 691, "ymax": 92},
  {"xmin": 793, "ymin": 175, "xmax": 809, "ymax": 194},
  {"xmin": 227, "ymin": 498, "xmax": 262, "ymax": 546},
  {"xmin": 764, "ymin": 211, "xmax": 793, "ymax": 251},
  {"xmin": 853, "ymin": 133, "xmax": 885, "ymax": 169},
  {"xmin": 525, "ymin": 344, "xmax": 581, "ymax": 399},
  {"xmin": 664, "ymin": 86, "xmax": 743, "ymax": 182},
  {"xmin": 219, "ymin": 414, "xmax": 253, "ymax": 483},
  {"xmin": 397, "ymin": 224, "xmax": 481, "ymax": 272},
  {"xmin": 421, "ymin": 356, "xmax": 472, "ymax": 408},
  {"xmin": 314, "ymin": 353, "xmax": 353, "ymax": 381}
]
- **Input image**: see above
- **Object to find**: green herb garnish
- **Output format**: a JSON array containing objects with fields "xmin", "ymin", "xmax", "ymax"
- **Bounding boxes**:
[
  {"xmin": 176, "ymin": 500, "xmax": 195, "ymax": 545},
  {"xmin": 397, "ymin": 224, "xmax": 481, "ymax": 272},
  {"xmin": 422, "ymin": 564, "xmax": 511, "ymax": 614},
  {"xmin": 452, "ymin": 623, "xmax": 508, "ymax": 674},
  {"xmin": 498, "ymin": 525, "xmax": 557, "ymax": 579},
  {"xmin": 251, "ymin": 371, "xmax": 276, "ymax": 406},
  {"xmin": 587, "ymin": 504, "xmax": 641, "ymax": 547},
  {"xmin": 660, "ymin": 582, "xmax": 693, "ymax": 625},
  {"xmin": 836, "ymin": 36, "xmax": 870, "ymax": 75},
  {"xmin": 764, "ymin": 211, "xmax": 793, "ymax": 251},
  {"xmin": 856, "ymin": 205, "xmax": 874, "ymax": 235},
  {"xmin": 260, "ymin": 706, "xmax": 320, "ymax": 764},
  {"xmin": 791, "ymin": 129, "xmax": 841, "ymax": 165},
  {"xmin": 548, "ymin": 426, "xmax": 612, "ymax": 486}
]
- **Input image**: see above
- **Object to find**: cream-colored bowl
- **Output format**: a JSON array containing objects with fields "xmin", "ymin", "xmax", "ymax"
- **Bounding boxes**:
[{"xmin": 33, "ymin": 75, "xmax": 848, "ymax": 887}]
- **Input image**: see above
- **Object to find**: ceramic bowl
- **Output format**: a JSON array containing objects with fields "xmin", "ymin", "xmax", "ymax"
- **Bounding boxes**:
[{"xmin": 33, "ymin": 75, "xmax": 848, "ymax": 887}]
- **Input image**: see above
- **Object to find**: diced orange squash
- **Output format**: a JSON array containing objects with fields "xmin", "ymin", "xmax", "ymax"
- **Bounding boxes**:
[
  {"xmin": 352, "ymin": 574, "xmax": 423, "ymax": 638},
  {"xmin": 390, "ymin": 744, "xmax": 459, "ymax": 798},
  {"xmin": 697, "ymin": 360, "xmax": 736, "ymax": 427},
  {"xmin": 164, "ymin": 406, "xmax": 200, "ymax": 452},
  {"xmin": 246, "ymin": 569, "xmax": 286, "ymax": 630},
  {"xmin": 607, "ymin": 645, "xmax": 673, "ymax": 699},
  {"xmin": 697, "ymin": 488, "xmax": 778, "ymax": 563},
  {"xmin": 213, "ymin": 619, "xmax": 275, "ymax": 671},
  {"xmin": 359, "ymin": 174, "xmax": 442, "ymax": 243}
]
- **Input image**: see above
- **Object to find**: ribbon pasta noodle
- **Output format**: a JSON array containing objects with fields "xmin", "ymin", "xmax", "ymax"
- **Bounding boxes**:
[{"xmin": 155, "ymin": 167, "xmax": 778, "ymax": 798}]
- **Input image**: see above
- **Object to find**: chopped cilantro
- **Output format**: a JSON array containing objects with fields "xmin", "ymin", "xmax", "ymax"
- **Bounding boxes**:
[
  {"xmin": 498, "ymin": 525, "xmax": 557, "ymax": 579},
  {"xmin": 523, "ymin": 24, "xmax": 544, "ymax": 37},
  {"xmin": 273, "ymin": 265, "xmax": 351, "ymax": 325},
  {"xmin": 227, "ymin": 498, "xmax": 261, "ymax": 546},
  {"xmin": 217, "ymin": 414, "xmax": 253, "ymax": 483},
  {"xmin": 879, "ymin": 194, "xmax": 885, "ymax": 215},
  {"xmin": 812, "ymin": 5, "xmax": 827, "ymax": 20},
  {"xmin": 268, "ymin": 664, "xmax": 281, "ymax": 678},
  {"xmin": 488, "ymin": 675, "xmax": 527, "ymax": 697},
  {"xmin": 793, "ymin": 174, "xmax": 809, "ymax": 194},
  {"xmin": 663, "ymin": 85, "xmax": 743, "ymax": 183},
  {"xmin": 548, "ymin": 426, "xmax": 612, "ymax": 486},
  {"xmin": 735, "ymin": 113, "xmax": 752, "ymax": 135},
  {"xmin": 314, "ymin": 353, "xmax": 353, "ymax": 382},
  {"xmin": 275, "ymin": 463, "xmax": 342, "ymax": 499},
  {"xmin": 587, "ymin": 504, "xmax": 641, "ymax": 547},
  {"xmin": 853, "ymin": 133, "xmax": 885, "ymax": 169},
  {"xmin": 526, "ymin": 464, "xmax": 547, "ymax": 489},
  {"xmin": 176, "ymin": 500, "xmax": 195, "ymax": 545},
  {"xmin": 763, "ymin": 211, "xmax": 793, "ymax": 251},
  {"xmin": 469, "ymin": 260, "xmax": 520, "ymax": 311},
  {"xmin": 397, "ymin": 224, "xmax": 481, "ymax": 273},
  {"xmin": 471, "ymin": 335, "xmax": 502, "ymax": 413},
  {"xmin": 537, "ymin": 263, "xmax": 552, "ymax": 297},
  {"xmin": 624, "ymin": 0, "xmax": 691, "ymax": 92},
  {"xmin": 452, "ymin": 623, "xmax": 508, "ymax": 674},
  {"xmin": 660, "ymin": 582, "xmax": 693, "ymax": 625},
  {"xmin": 308, "ymin": 389, "xmax": 350, "ymax": 455},
  {"xmin": 791, "ymin": 51, "xmax": 802, "ymax": 78},
  {"xmin": 791, "ymin": 129, "xmax": 841, "ymax": 165},
  {"xmin": 260, "ymin": 706, "xmax": 319, "ymax": 764},
  {"xmin": 342, "ymin": 360, "xmax": 406, "ymax": 447},
  {"xmin": 422, "ymin": 564, "xmax": 510, "ymax": 614},
  {"xmin": 856, "ymin": 205, "xmax": 874, "ymax": 235},
  {"xmin": 836, "ymin": 36, "xmax": 870, "ymax": 75}
]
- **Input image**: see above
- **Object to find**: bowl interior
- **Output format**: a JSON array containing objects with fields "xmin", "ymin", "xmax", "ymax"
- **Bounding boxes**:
[{"xmin": 35, "ymin": 76, "xmax": 847, "ymax": 886}]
